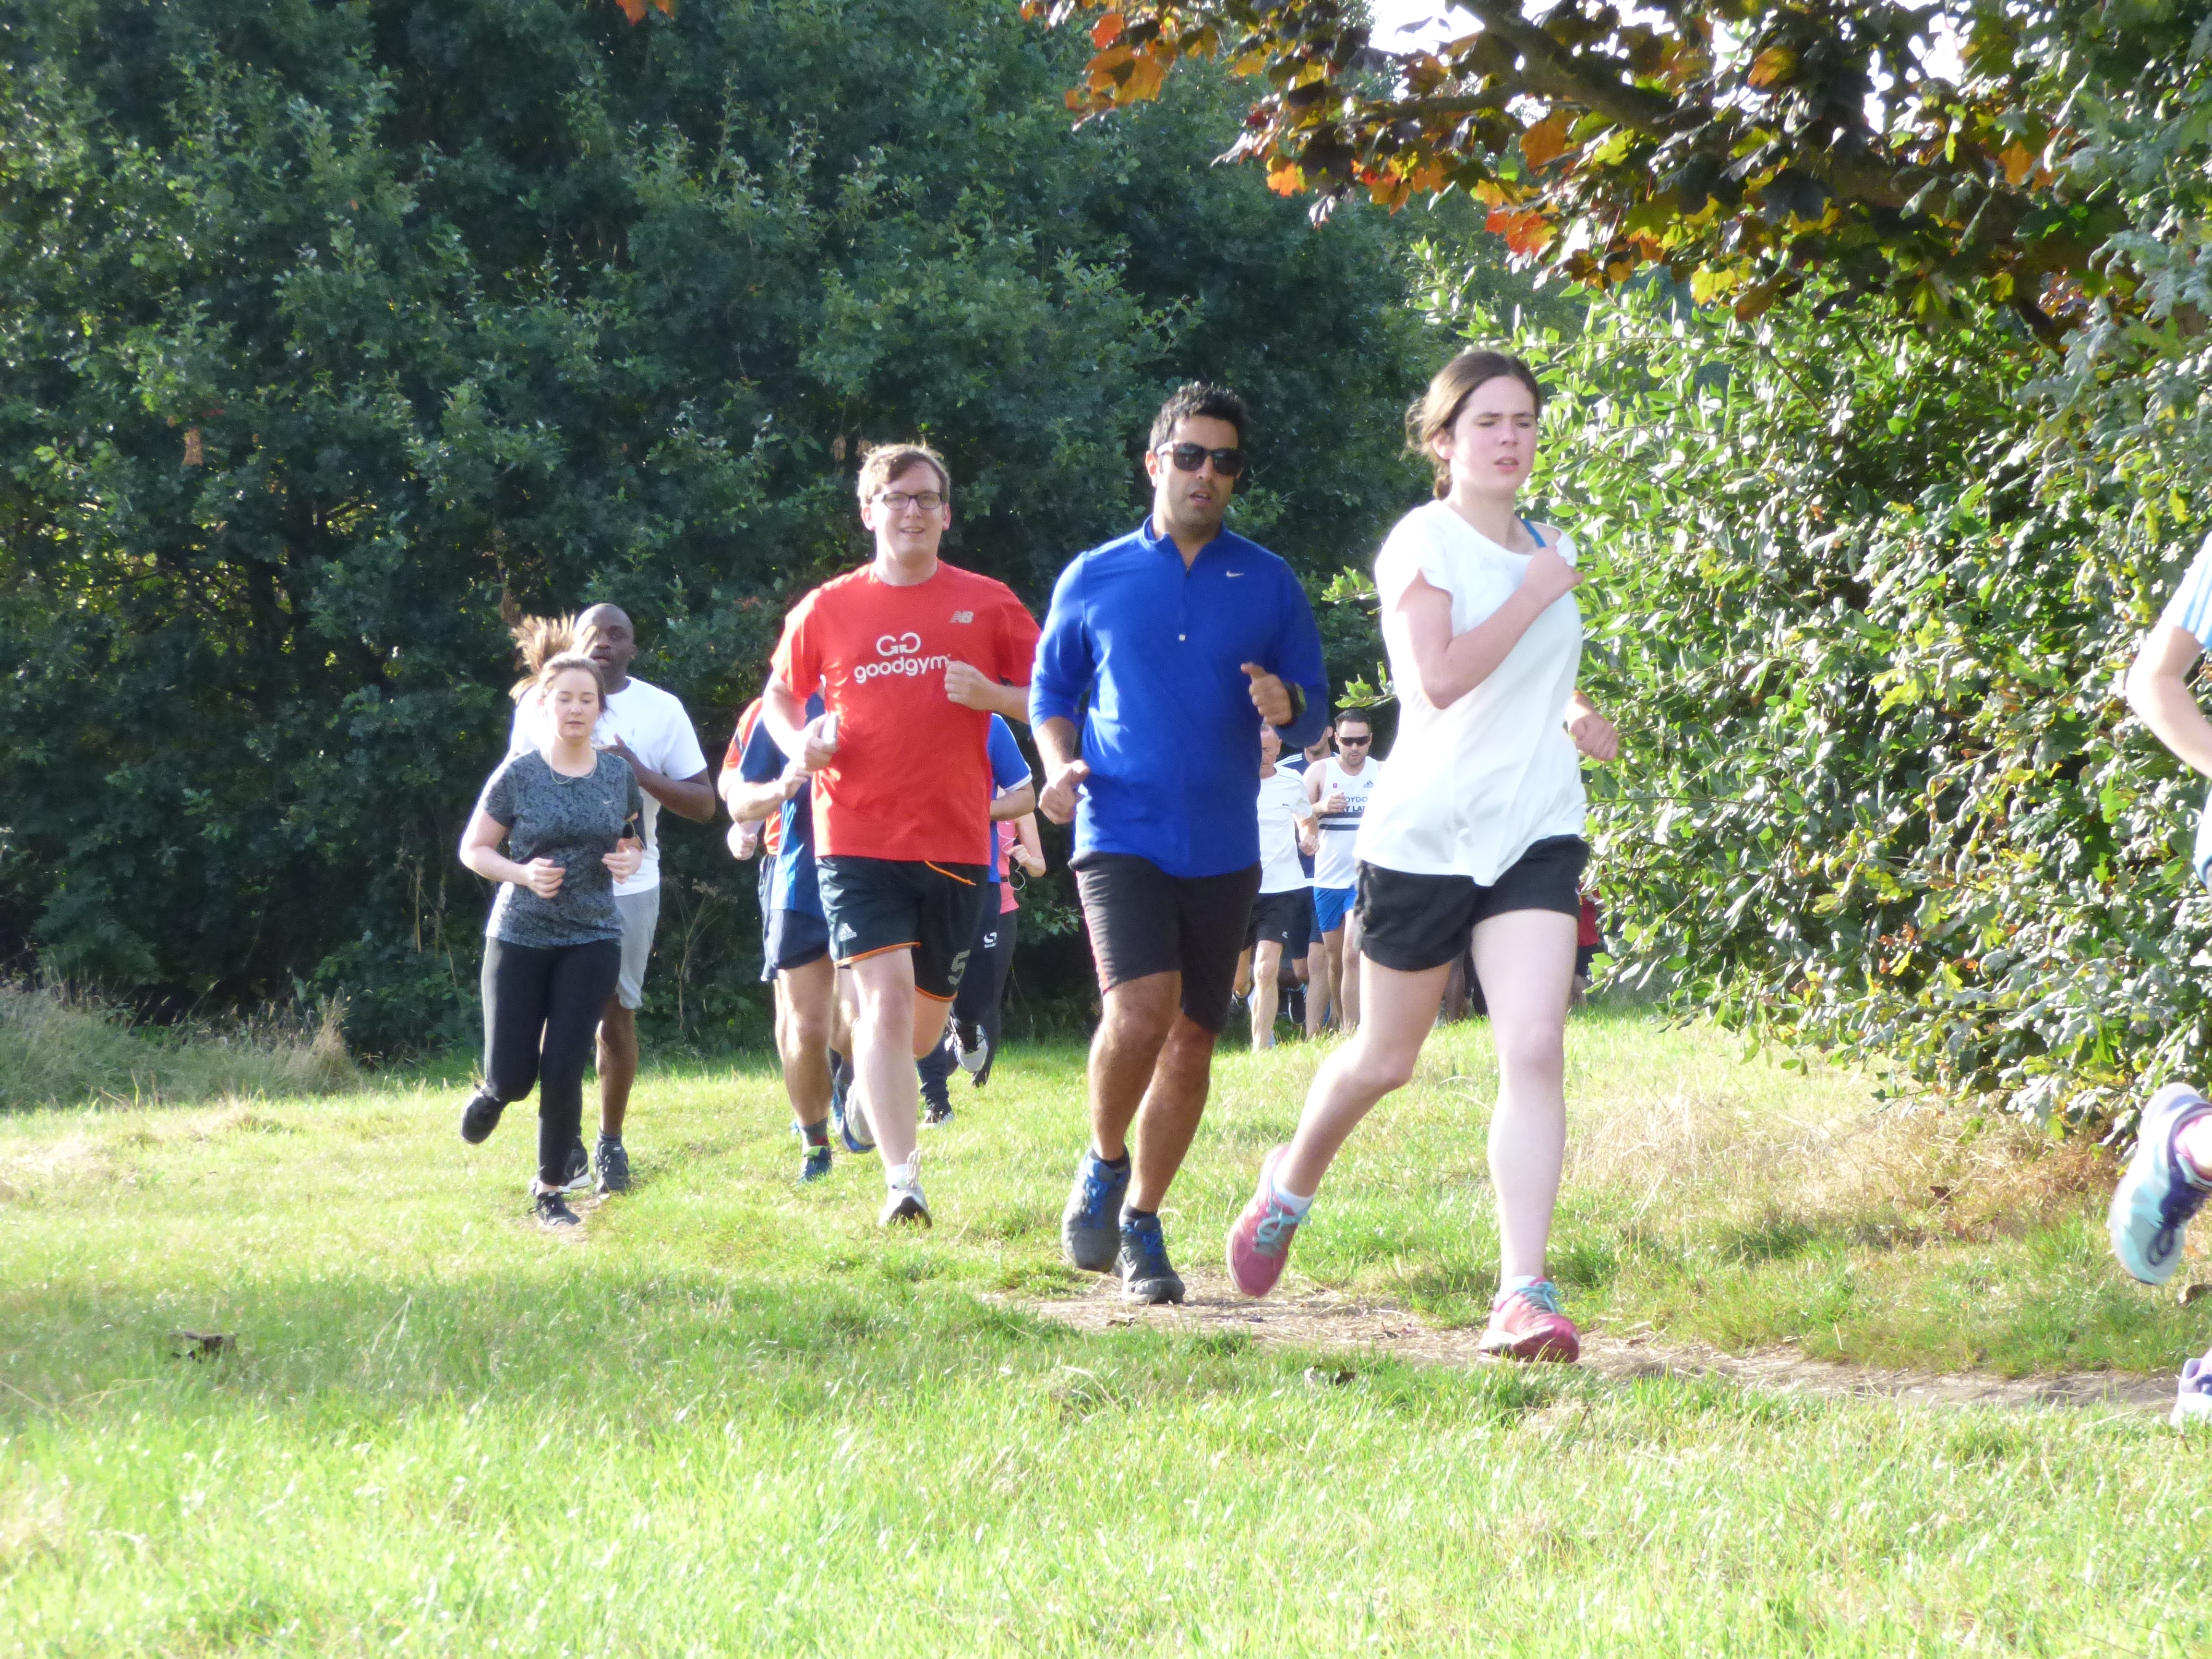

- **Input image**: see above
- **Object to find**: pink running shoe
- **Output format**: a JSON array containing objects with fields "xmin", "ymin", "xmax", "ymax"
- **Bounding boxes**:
[
  {"xmin": 1476, "ymin": 1280, "xmax": 1580, "ymax": 1363},
  {"xmin": 1225, "ymin": 1146, "xmax": 1304, "ymax": 1298}
]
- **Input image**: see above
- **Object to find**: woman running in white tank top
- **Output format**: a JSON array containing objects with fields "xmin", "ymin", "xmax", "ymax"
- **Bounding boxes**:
[{"xmin": 1224, "ymin": 349, "xmax": 1620, "ymax": 1362}]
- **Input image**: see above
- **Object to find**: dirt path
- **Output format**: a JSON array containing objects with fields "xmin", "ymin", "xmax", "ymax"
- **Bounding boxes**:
[{"xmin": 1026, "ymin": 1269, "xmax": 2175, "ymax": 1415}]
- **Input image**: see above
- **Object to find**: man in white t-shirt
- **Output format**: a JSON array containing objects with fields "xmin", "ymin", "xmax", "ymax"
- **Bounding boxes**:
[
  {"xmin": 1306, "ymin": 709, "xmax": 1379, "ymax": 1033},
  {"xmin": 2116, "ymin": 530, "xmax": 2212, "ymax": 1426},
  {"xmin": 508, "ymin": 603, "xmax": 712, "ymax": 1194},
  {"xmin": 1236, "ymin": 726, "xmax": 1318, "ymax": 1049}
]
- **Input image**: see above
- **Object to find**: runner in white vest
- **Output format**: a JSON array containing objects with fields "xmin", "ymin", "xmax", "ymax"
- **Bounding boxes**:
[{"xmin": 1305, "ymin": 710, "xmax": 1379, "ymax": 1033}]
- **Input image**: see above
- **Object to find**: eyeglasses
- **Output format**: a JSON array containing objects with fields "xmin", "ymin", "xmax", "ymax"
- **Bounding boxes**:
[
  {"xmin": 1337, "ymin": 734, "xmax": 1371, "ymax": 745},
  {"xmin": 1156, "ymin": 442, "xmax": 1246, "ymax": 477},
  {"xmin": 876, "ymin": 490, "xmax": 945, "ymax": 514}
]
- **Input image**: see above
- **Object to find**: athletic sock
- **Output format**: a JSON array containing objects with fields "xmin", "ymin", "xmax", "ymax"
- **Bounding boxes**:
[
  {"xmin": 1120, "ymin": 1204, "xmax": 1157, "ymax": 1230},
  {"xmin": 798, "ymin": 1118, "xmax": 830, "ymax": 1147},
  {"xmin": 1093, "ymin": 1147, "xmax": 1130, "ymax": 1173},
  {"xmin": 2177, "ymin": 1116, "xmax": 2212, "ymax": 1187},
  {"xmin": 1498, "ymin": 1274, "xmax": 1544, "ymax": 1300},
  {"xmin": 1269, "ymin": 1169, "xmax": 1314, "ymax": 1218}
]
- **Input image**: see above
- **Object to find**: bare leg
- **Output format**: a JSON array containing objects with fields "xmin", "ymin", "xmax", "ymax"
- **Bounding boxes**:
[
  {"xmin": 1233, "ymin": 948, "xmax": 1254, "ymax": 1000},
  {"xmin": 596, "ymin": 998, "xmax": 637, "ymax": 1137},
  {"xmin": 1470, "ymin": 909, "xmax": 1577, "ymax": 1283},
  {"xmin": 1278, "ymin": 957, "xmax": 1453, "ymax": 1196},
  {"xmin": 1307, "ymin": 935, "xmax": 1335, "ymax": 1037},
  {"xmin": 1318, "ymin": 927, "xmax": 1348, "ymax": 1032},
  {"xmin": 776, "ymin": 955, "xmax": 837, "ymax": 1127},
  {"xmin": 1128, "ymin": 1014, "xmax": 1219, "ymax": 1212},
  {"xmin": 848, "ymin": 950, "xmax": 950, "ymax": 1178},
  {"xmin": 1250, "ymin": 940, "xmax": 1282, "ymax": 1049},
  {"xmin": 1341, "ymin": 913, "xmax": 1365, "ymax": 1031},
  {"xmin": 1087, "ymin": 972, "xmax": 1178, "ymax": 1163}
]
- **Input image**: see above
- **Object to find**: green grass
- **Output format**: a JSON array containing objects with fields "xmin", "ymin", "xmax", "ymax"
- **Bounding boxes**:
[
  {"xmin": 0, "ymin": 984, "xmax": 356, "ymax": 1111},
  {"xmin": 4, "ymin": 1006, "xmax": 2211, "ymax": 1655}
]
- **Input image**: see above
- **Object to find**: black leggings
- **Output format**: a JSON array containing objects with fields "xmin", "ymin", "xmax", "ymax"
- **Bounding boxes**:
[
  {"xmin": 919, "ymin": 903, "xmax": 1017, "ymax": 1090},
  {"xmin": 481, "ymin": 936, "xmax": 623, "ymax": 1187}
]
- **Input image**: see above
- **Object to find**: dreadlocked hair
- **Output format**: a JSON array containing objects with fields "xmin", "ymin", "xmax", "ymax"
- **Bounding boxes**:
[{"xmin": 508, "ymin": 613, "xmax": 606, "ymax": 703}]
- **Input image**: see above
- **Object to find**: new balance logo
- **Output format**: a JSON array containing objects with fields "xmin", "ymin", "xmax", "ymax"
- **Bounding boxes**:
[{"xmin": 950, "ymin": 610, "xmax": 974, "ymax": 623}]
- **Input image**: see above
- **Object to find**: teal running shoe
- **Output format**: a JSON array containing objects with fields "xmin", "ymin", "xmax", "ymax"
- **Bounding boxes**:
[{"xmin": 2108, "ymin": 1082, "xmax": 2212, "ymax": 1286}]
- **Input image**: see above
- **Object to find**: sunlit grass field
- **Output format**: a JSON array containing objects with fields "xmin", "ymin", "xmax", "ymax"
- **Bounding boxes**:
[{"xmin": 5, "ymin": 1004, "xmax": 2211, "ymax": 1655}]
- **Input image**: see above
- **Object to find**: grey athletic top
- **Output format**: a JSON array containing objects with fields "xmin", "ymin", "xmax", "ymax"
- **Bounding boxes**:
[{"xmin": 476, "ymin": 750, "xmax": 643, "ymax": 948}]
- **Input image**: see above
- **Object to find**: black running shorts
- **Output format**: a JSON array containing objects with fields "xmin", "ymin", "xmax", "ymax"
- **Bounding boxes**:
[
  {"xmin": 1244, "ymin": 888, "xmax": 1310, "ymax": 953},
  {"xmin": 815, "ymin": 856, "xmax": 991, "ymax": 1002},
  {"xmin": 759, "ymin": 906, "xmax": 830, "ymax": 984},
  {"xmin": 1073, "ymin": 853, "xmax": 1261, "ymax": 1034},
  {"xmin": 1356, "ymin": 836, "xmax": 1588, "ymax": 974}
]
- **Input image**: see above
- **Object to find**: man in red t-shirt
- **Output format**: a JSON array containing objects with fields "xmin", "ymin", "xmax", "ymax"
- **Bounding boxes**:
[{"xmin": 762, "ymin": 442, "xmax": 1038, "ymax": 1227}]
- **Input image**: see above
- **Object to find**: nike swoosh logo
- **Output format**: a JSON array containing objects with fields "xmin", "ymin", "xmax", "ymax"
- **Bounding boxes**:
[{"xmin": 1226, "ymin": 571, "xmax": 1245, "ymax": 577}]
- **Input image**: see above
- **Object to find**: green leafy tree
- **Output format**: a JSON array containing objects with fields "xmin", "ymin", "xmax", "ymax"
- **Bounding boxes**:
[{"xmin": 0, "ymin": 0, "xmax": 1436, "ymax": 1053}]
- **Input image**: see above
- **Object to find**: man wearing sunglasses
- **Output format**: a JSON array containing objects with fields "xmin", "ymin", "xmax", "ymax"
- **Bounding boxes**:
[
  {"xmin": 1031, "ymin": 383, "xmax": 1330, "ymax": 1304},
  {"xmin": 1307, "ymin": 709, "xmax": 1380, "ymax": 1034}
]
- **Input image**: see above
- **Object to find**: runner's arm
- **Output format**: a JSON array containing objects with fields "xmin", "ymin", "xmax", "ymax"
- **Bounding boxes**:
[
  {"xmin": 605, "ymin": 740, "xmax": 715, "ymax": 821},
  {"xmin": 1395, "ymin": 554, "xmax": 1577, "ymax": 710},
  {"xmin": 1565, "ymin": 690, "xmax": 1620, "ymax": 763},
  {"xmin": 762, "ymin": 670, "xmax": 838, "ymax": 774},
  {"xmin": 2128, "ymin": 621, "xmax": 2212, "ymax": 776},
  {"xmin": 990, "ymin": 781, "xmax": 1037, "ymax": 822},
  {"xmin": 946, "ymin": 663, "xmax": 1029, "ymax": 721},
  {"xmin": 723, "ymin": 771, "xmax": 803, "ymax": 824},
  {"xmin": 1012, "ymin": 813, "xmax": 1046, "ymax": 875}
]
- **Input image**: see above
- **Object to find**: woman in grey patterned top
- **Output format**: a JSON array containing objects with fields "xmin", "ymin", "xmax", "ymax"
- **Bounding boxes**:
[{"xmin": 456, "ymin": 628, "xmax": 643, "ymax": 1229}]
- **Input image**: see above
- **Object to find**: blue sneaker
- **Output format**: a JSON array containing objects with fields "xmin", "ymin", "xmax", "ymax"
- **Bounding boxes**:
[
  {"xmin": 795, "ymin": 1123, "xmax": 832, "ymax": 1184},
  {"xmin": 2175, "ymin": 1349, "xmax": 2212, "ymax": 1429},
  {"xmin": 2108, "ymin": 1082, "xmax": 2212, "ymax": 1285},
  {"xmin": 1061, "ymin": 1150, "xmax": 1129, "ymax": 1272},
  {"xmin": 833, "ymin": 1090, "xmax": 875, "ymax": 1157},
  {"xmin": 1115, "ymin": 1212, "xmax": 1185, "ymax": 1305}
]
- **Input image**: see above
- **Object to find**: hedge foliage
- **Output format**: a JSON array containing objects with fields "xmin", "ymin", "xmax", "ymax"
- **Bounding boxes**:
[{"xmin": 1512, "ymin": 277, "xmax": 2203, "ymax": 1135}]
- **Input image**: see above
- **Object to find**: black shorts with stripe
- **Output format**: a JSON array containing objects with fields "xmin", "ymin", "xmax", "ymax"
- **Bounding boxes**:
[{"xmin": 815, "ymin": 855, "xmax": 992, "ymax": 1002}]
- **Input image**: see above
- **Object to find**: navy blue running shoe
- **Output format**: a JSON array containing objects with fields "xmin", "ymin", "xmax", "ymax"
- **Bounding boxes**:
[
  {"xmin": 1116, "ymin": 1212, "xmax": 1185, "ymax": 1305},
  {"xmin": 1061, "ymin": 1150, "xmax": 1130, "ymax": 1272}
]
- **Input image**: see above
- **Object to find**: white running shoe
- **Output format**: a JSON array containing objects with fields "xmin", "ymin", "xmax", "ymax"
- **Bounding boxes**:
[
  {"xmin": 951, "ymin": 1022, "xmax": 990, "ymax": 1078},
  {"xmin": 880, "ymin": 1159, "xmax": 931, "ymax": 1228},
  {"xmin": 2174, "ymin": 1349, "xmax": 2212, "ymax": 1429}
]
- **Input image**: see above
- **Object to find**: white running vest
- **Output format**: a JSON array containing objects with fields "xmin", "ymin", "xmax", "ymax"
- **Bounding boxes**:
[{"xmin": 1311, "ymin": 755, "xmax": 1378, "ymax": 889}]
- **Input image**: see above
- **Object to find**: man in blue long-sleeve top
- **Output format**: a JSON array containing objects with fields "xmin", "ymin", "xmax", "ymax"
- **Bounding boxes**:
[{"xmin": 1031, "ymin": 383, "xmax": 1329, "ymax": 1304}]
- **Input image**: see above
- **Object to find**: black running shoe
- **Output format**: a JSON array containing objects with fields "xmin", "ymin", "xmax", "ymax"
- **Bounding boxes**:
[
  {"xmin": 1116, "ymin": 1213, "xmax": 1186, "ymax": 1304},
  {"xmin": 594, "ymin": 1134, "xmax": 630, "ymax": 1195},
  {"xmin": 460, "ymin": 1091, "xmax": 505, "ymax": 1144},
  {"xmin": 534, "ymin": 1191, "xmax": 581, "ymax": 1230},
  {"xmin": 922, "ymin": 1074, "xmax": 954, "ymax": 1128},
  {"xmin": 561, "ymin": 1137, "xmax": 591, "ymax": 1194}
]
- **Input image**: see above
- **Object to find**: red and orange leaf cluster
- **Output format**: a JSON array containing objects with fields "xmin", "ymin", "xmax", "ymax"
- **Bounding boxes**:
[{"xmin": 1024, "ymin": 0, "xmax": 2126, "ymax": 341}]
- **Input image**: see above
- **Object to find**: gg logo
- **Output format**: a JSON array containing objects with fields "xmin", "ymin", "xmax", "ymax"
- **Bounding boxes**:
[{"xmin": 875, "ymin": 631, "xmax": 924, "ymax": 656}]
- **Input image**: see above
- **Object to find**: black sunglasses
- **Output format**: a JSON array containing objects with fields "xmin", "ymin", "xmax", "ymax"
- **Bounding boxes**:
[
  {"xmin": 1337, "ymin": 733, "xmax": 1371, "ymax": 745},
  {"xmin": 1157, "ymin": 442, "xmax": 1246, "ymax": 477}
]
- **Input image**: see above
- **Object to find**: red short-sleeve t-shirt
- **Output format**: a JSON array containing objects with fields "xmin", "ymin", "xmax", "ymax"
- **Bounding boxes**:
[{"xmin": 771, "ymin": 561, "xmax": 1039, "ymax": 866}]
